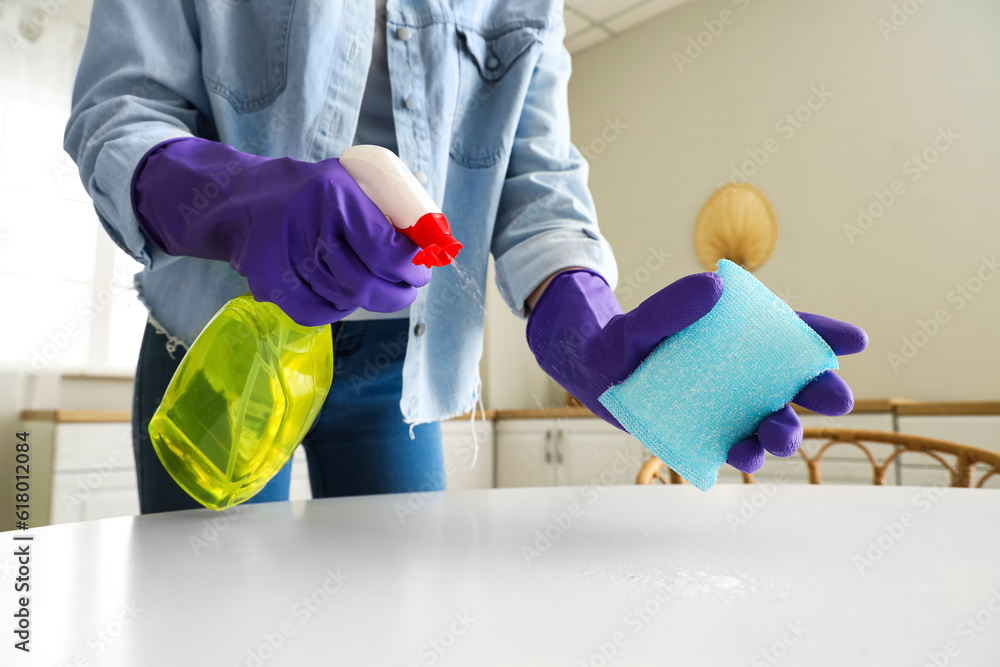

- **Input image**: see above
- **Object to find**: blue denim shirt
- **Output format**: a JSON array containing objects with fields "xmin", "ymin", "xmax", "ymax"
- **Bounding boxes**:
[{"xmin": 65, "ymin": 0, "xmax": 618, "ymax": 424}]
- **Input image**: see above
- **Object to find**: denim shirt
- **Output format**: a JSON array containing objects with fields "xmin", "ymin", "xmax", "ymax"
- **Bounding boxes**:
[{"xmin": 65, "ymin": 0, "xmax": 618, "ymax": 424}]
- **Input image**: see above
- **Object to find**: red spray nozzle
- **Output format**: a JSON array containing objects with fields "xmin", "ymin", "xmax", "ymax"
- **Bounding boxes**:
[{"xmin": 395, "ymin": 212, "xmax": 463, "ymax": 268}]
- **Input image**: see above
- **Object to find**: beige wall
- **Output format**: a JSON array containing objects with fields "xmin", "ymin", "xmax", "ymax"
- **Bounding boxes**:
[{"xmin": 483, "ymin": 0, "xmax": 1000, "ymax": 408}]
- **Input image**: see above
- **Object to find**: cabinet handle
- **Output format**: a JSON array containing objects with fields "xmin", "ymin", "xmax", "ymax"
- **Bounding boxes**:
[
  {"xmin": 544, "ymin": 429, "xmax": 552, "ymax": 464},
  {"xmin": 554, "ymin": 430, "xmax": 564, "ymax": 464}
]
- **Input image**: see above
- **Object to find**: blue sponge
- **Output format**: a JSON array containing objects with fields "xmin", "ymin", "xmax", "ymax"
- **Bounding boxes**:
[{"xmin": 598, "ymin": 259, "xmax": 837, "ymax": 491}]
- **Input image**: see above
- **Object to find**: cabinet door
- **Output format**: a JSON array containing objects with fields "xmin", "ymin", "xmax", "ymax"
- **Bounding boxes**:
[
  {"xmin": 54, "ymin": 423, "xmax": 135, "ymax": 473},
  {"xmin": 51, "ymin": 470, "xmax": 140, "ymax": 524},
  {"xmin": 441, "ymin": 420, "xmax": 495, "ymax": 491},
  {"xmin": 48, "ymin": 423, "xmax": 138, "ymax": 525},
  {"xmin": 557, "ymin": 419, "xmax": 645, "ymax": 487},
  {"xmin": 495, "ymin": 419, "xmax": 558, "ymax": 488},
  {"xmin": 897, "ymin": 416, "xmax": 1000, "ymax": 489}
]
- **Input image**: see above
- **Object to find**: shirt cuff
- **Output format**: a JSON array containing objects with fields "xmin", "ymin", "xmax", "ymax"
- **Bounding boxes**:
[
  {"xmin": 91, "ymin": 124, "xmax": 193, "ymax": 270},
  {"xmin": 494, "ymin": 226, "xmax": 618, "ymax": 319}
]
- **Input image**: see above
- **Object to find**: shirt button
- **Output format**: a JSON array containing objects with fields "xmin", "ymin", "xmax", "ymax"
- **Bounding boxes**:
[
  {"xmin": 414, "ymin": 322, "xmax": 426, "ymax": 336},
  {"xmin": 396, "ymin": 26, "xmax": 412, "ymax": 41},
  {"xmin": 404, "ymin": 95, "xmax": 416, "ymax": 110},
  {"xmin": 413, "ymin": 170, "xmax": 427, "ymax": 185},
  {"xmin": 485, "ymin": 55, "xmax": 499, "ymax": 70}
]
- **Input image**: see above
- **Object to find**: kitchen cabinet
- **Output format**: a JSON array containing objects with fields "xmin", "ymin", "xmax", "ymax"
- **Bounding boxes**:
[
  {"xmin": 25, "ymin": 417, "xmax": 313, "ymax": 526},
  {"xmin": 496, "ymin": 418, "xmax": 646, "ymax": 488},
  {"xmin": 496, "ymin": 419, "xmax": 558, "ymax": 488},
  {"xmin": 19, "ymin": 419, "xmax": 141, "ymax": 526},
  {"xmin": 495, "ymin": 411, "xmax": 903, "ymax": 489},
  {"xmin": 440, "ymin": 419, "xmax": 495, "ymax": 491},
  {"xmin": 47, "ymin": 423, "xmax": 314, "ymax": 524},
  {"xmin": 30, "ymin": 414, "xmax": 491, "ymax": 526},
  {"xmin": 24, "ymin": 402, "xmax": 998, "ymax": 525},
  {"xmin": 49, "ymin": 421, "xmax": 138, "ymax": 524},
  {"xmin": 557, "ymin": 419, "xmax": 647, "ymax": 486}
]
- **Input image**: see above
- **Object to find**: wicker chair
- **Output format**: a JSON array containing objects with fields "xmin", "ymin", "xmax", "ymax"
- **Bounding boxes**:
[{"xmin": 635, "ymin": 428, "xmax": 1000, "ymax": 488}]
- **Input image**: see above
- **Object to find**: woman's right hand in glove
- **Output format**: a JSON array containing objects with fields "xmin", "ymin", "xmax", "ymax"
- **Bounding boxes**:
[{"xmin": 131, "ymin": 137, "xmax": 430, "ymax": 325}]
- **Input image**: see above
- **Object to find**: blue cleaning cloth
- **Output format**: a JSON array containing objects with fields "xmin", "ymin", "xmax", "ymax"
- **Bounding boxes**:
[{"xmin": 598, "ymin": 259, "xmax": 838, "ymax": 491}]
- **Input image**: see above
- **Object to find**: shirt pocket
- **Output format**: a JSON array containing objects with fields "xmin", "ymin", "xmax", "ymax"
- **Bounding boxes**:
[
  {"xmin": 198, "ymin": 0, "xmax": 297, "ymax": 113},
  {"xmin": 450, "ymin": 23, "xmax": 544, "ymax": 169}
]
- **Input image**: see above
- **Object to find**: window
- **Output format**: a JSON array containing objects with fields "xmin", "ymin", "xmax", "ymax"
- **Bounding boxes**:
[{"xmin": 1, "ymin": 8, "xmax": 146, "ymax": 375}]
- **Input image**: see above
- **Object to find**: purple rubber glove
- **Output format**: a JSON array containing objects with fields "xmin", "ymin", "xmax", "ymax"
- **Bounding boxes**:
[
  {"xmin": 131, "ymin": 137, "xmax": 430, "ymax": 326},
  {"xmin": 726, "ymin": 312, "xmax": 868, "ymax": 473},
  {"xmin": 526, "ymin": 269, "xmax": 868, "ymax": 474}
]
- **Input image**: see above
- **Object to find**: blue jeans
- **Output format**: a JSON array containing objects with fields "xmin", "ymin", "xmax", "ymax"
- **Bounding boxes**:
[{"xmin": 132, "ymin": 318, "xmax": 443, "ymax": 514}]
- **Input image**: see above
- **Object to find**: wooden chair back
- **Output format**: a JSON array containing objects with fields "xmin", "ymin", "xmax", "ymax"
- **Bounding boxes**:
[{"xmin": 635, "ymin": 428, "xmax": 1000, "ymax": 488}]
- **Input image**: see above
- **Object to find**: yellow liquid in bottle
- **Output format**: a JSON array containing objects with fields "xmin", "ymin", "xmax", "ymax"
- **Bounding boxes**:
[{"xmin": 148, "ymin": 294, "xmax": 332, "ymax": 510}]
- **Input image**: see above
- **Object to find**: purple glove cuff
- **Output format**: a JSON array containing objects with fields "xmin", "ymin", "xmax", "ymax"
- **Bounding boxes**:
[
  {"xmin": 526, "ymin": 269, "xmax": 626, "ymax": 427},
  {"xmin": 130, "ymin": 136, "xmax": 200, "ymax": 256}
]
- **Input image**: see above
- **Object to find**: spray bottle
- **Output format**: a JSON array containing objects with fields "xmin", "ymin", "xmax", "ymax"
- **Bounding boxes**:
[{"xmin": 147, "ymin": 145, "xmax": 462, "ymax": 510}]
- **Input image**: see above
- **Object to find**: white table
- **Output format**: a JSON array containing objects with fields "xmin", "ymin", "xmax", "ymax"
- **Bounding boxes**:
[{"xmin": 3, "ymin": 485, "xmax": 1000, "ymax": 666}]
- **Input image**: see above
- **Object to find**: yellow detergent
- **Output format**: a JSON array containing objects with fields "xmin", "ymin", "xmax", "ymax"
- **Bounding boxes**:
[{"xmin": 148, "ymin": 294, "xmax": 332, "ymax": 510}]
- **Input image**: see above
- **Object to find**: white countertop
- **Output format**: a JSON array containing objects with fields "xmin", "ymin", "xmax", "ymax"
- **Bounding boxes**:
[{"xmin": 3, "ymin": 484, "xmax": 999, "ymax": 666}]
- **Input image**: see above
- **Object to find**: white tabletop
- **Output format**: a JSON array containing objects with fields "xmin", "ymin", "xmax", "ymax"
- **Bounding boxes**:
[{"xmin": 3, "ymin": 484, "xmax": 1000, "ymax": 666}]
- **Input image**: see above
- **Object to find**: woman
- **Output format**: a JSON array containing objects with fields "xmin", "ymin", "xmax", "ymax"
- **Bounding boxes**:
[{"xmin": 65, "ymin": 0, "xmax": 865, "ymax": 513}]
